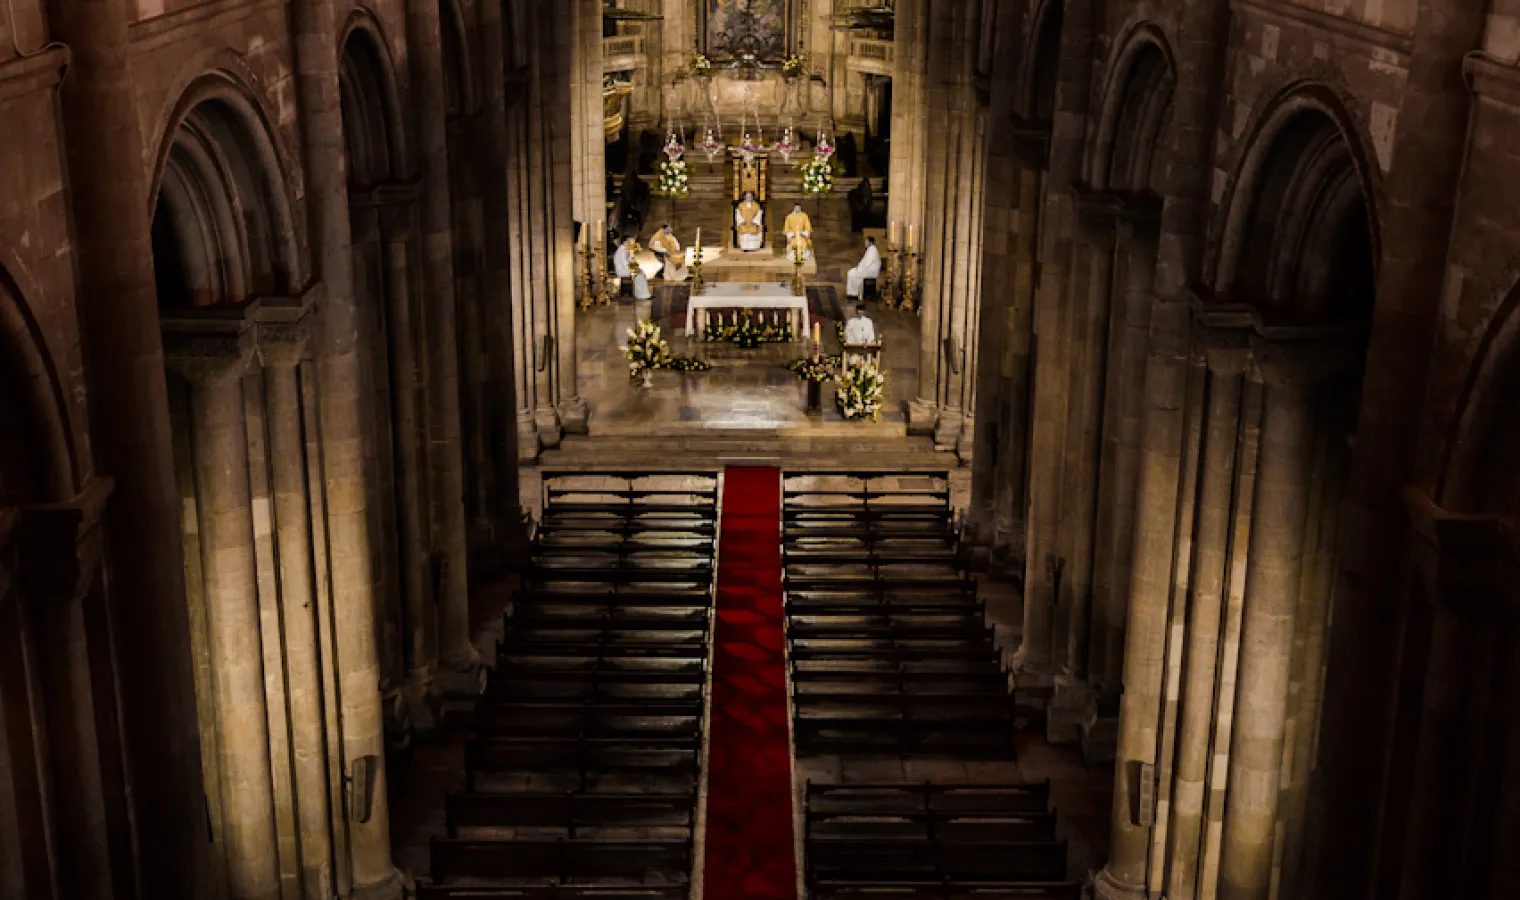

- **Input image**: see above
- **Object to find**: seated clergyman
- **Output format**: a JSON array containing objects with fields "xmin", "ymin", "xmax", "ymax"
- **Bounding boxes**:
[
  {"xmin": 784, "ymin": 203, "xmax": 814, "ymax": 260},
  {"xmin": 736, "ymin": 192, "xmax": 765, "ymax": 252},
  {"xmin": 843, "ymin": 303, "xmax": 877, "ymax": 345},
  {"xmin": 847, "ymin": 237, "xmax": 881, "ymax": 300}
]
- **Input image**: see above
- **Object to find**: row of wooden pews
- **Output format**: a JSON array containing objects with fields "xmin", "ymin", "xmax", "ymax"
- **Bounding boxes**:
[
  {"xmin": 421, "ymin": 472, "xmax": 719, "ymax": 900},
  {"xmin": 782, "ymin": 472, "xmax": 1013, "ymax": 756},
  {"xmin": 782, "ymin": 472, "xmax": 1078, "ymax": 899}
]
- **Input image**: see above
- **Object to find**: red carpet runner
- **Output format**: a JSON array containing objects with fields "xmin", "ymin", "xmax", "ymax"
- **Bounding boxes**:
[{"xmin": 702, "ymin": 466, "xmax": 797, "ymax": 899}]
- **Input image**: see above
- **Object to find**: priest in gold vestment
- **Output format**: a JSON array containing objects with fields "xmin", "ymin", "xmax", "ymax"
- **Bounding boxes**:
[
  {"xmin": 649, "ymin": 224, "xmax": 681, "ymax": 277},
  {"xmin": 784, "ymin": 203, "xmax": 814, "ymax": 261},
  {"xmin": 736, "ymin": 191, "xmax": 765, "ymax": 252}
]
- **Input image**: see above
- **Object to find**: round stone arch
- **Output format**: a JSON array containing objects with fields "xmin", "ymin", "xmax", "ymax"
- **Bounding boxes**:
[
  {"xmin": 0, "ymin": 259, "xmax": 77, "ymax": 503},
  {"xmin": 340, "ymin": 10, "xmax": 411, "ymax": 185},
  {"xmin": 1088, "ymin": 23, "xmax": 1175, "ymax": 191},
  {"xmin": 1212, "ymin": 83, "xmax": 1382, "ymax": 321},
  {"xmin": 148, "ymin": 71, "xmax": 302, "ymax": 309}
]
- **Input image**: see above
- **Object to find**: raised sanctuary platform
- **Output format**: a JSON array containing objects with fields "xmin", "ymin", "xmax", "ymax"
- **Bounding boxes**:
[{"xmin": 684, "ymin": 244, "xmax": 818, "ymax": 282}]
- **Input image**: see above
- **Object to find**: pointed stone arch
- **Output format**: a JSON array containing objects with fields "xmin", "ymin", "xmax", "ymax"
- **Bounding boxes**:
[
  {"xmin": 0, "ymin": 261, "xmax": 75, "ymax": 503},
  {"xmin": 148, "ymin": 72, "xmax": 302, "ymax": 309},
  {"xmin": 340, "ymin": 13, "xmax": 410, "ymax": 187},
  {"xmin": 1089, "ymin": 24, "xmax": 1175, "ymax": 192},
  {"xmin": 1214, "ymin": 85, "xmax": 1381, "ymax": 322}
]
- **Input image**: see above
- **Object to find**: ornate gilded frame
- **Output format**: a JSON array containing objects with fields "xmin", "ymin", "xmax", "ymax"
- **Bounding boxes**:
[{"xmin": 697, "ymin": 0, "xmax": 798, "ymax": 63}]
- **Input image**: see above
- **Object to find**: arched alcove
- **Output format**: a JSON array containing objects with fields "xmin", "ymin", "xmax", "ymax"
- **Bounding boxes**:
[
  {"xmin": 1221, "ymin": 107, "xmax": 1376, "ymax": 322},
  {"xmin": 1098, "ymin": 38, "xmax": 1173, "ymax": 192},
  {"xmin": 1025, "ymin": 0, "xmax": 1064, "ymax": 125},
  {"xmin": 150, "ymin": 82, "xmax": 299, "ymax": 309}
]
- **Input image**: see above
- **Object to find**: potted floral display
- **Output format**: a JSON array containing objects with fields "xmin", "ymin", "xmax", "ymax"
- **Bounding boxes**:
[
  {"xmin": 782, "ymin": 53, "xmax": 806, "ymax": 78},
  {"xmin": 801, "ymin": 156, "xmax": 834, "ymax": 196},
  {"xmin": 691, "ymin": 52, "xmax": 712, "ymax": 77},
  {"xmin": 622, "ymin": 319, "xmax": 670, "ymax": 386},
  {"xmin": 836, "ymin": 359, "xmax": 886, "ymax": 420},
  {"xmin": 656, "ymin": 158, "xmax": 691, "ymax": 198}
]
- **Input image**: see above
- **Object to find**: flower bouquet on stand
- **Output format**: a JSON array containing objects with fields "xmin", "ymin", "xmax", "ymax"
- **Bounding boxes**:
[
  {"xmin": 774, "ymin": 127, "xmax": 796, "ymax": 166},
  {"xmin": 663, "ymin": 131, "xmax": 685, "ymax": 162},
  {"xmin": 782, "ymin": 54, "xmax": 807, "ymax": 78},
  {"xmin": 623, "ymin": 319, "xmax": 670, "ymax": 386},
  {"xmin": 656, "ymin": 158, "xmax": 691, "ymax": 198},
  {"xmin": 690, "ymin": 52, "xmax": 712, "ymax": 77},
  {"xmin": 801, "ymin": 155, "xmax": 834, "ymax": 197},
  {"xmin": 700, "ymin": 128, "xmax": 723, "ymax": 165},
  {"xmin": 837, "ymin": 359, "xmax": 886, "ymax": 421}
]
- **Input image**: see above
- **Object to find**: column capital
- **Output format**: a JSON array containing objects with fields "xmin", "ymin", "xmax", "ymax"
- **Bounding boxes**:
[
  {"xmin": 13, "ymin": 476, "xmax": 115, "ymax": 604},
  {"xmin": 162, "ymin": 303, "xmax": 258, "ymax": 384},
  {"xmin": 1401, "ymin": 487, "xmax": 1519, "ymax": 619},
  {"xmin": 1194, "ymin": 301, "xmax": 1255, "ymax": 376},
  {"xmin": 1247, "ymin": 331, "xmax": 1361, "ymax": 388},
  {"xmin": 255, "ymin": 290, "xmax": 319, "ymax": 369}
]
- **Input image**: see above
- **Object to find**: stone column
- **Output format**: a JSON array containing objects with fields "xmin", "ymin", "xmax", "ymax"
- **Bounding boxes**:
[
  {"xmin": 1392, "ymin": 492, "xmax": 1512, "ymax": 900},
  {"xmin": 504, "ymin": 86, "xmax": 543, "ymax": 462},
  {"xmin": 1199, "ymin": 369, "xmax": 1265, "ymax": 900},
  {"xmin": 46, "ymin": 0, "xmax": 213, "ymax": 889},
  {"xmin": 291, "ymin": 0, "xmax": 402, "ymax": 887},
  {"xmin": 1166, "ymin": 326, "xmax": 1250, "ymax": 900},
  {"xmin": 570, "ymin": 0, "xmax": 607, "ymax": 232},
  {"xmin": 381, "ymin": 230, "xmax": 437, "ymax": 705},
  {"xmin": 1218, "ymin": 339, "xmax": 1340, "ymax": 900},
  {"xmin": 256, "ymin": 312, "xmax": 336, "ymax": 899},
  {"xmin": 548, "ymin": 0, "xmax": 588, "ymax": 435},
  {"xmin": 886, "ymin": 0, "xmax": 928, "ymax": 243},
  {"xmin": 407, "ymin": 0, "xmax": 478, "ymax": 677},
  {"xmin": 163, "ymin": 319, "xmax": 280, "ymax": 900},
  {"xmin": 477, "ymin": 0, "xmax": 523, "ymax": 521},
  {"xmin": 1304, "ymin": 7, "xmax": 1484, "ymax": 896},
  {"xmin": 1053, "ymin": 195, "xmax": 1119, "ymax": 677},
  {"xmin": 1089, "ymin": 207, "xmax": 1160, "ymax": 697},
  {"xmin": 1093, "ymin": 297, "xmax": 1193, "ymax": 900},
  {"xmin": 14, "ymin": 480, "xmax": 119, "ymax": 900}
]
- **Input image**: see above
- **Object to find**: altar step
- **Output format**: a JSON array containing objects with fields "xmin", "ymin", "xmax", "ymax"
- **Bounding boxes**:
[
  {"xmin": 537, "ymin": 432, "xmax": 957, "ymax": 470},
  {"xmin": 636, "ymin": 171, "xmax": 880, "ymax": 202}
]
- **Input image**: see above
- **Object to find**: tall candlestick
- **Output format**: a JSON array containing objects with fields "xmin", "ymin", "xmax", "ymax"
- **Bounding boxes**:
[{"xmin": 907, "ymin": 224, "xmax": 915, "ymax": 252}]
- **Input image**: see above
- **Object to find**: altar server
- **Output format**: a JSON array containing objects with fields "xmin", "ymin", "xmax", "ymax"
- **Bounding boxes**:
[
  {"xmin": 613, "ymin": 237, "xmax": 634, "ymax": 278},
  {"xmin": 784, "ymin": 203, "xmax": 814, "ymax": 260},
  {"xmin": 843, "ymin": 303, "xmax": 877, "ymax": 345},
  {"xmin": 846, "ymin": 237, "xmax": 881, "ymax": 300}
]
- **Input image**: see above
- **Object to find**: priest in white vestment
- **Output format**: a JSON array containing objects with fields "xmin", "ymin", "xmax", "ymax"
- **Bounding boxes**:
[
  {"xmin": 847, "ymin": 237, "xmax": 881, "ymax": 300},
  {"xmin": 843, "ymin": 304, "xmax": 877, "ymax": 345},
  {"xmin": 736, "ymin": 192, "xmax": 765, "ymax": 252}
]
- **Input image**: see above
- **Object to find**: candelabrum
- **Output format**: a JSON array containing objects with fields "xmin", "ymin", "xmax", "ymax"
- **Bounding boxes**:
[
  {"xmin": 900, "ymin": 249, "xmax": 919, "ymax": 314},
  {"xmin": 791, "ymin": 257, "xmax": 806, "ymax": 297},
  {"xmin": 595, "ymin": 245, "xmax": 613, "ymax": 307},
  {"xmin": 879, "ymin": 241, "xmax": 898, "ymax": 309},
  {"xmin": 578, "ymin": 242, "xmax": 596, "ymax": 311},
  {"xmin": 691, "ymin": 241, "xmax": 705, "ymax": 295}
]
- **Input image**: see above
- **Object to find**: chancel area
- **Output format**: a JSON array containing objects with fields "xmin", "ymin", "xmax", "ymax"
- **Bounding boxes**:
[{"xmin": 3, "ymin": 0, "xmax": 1520, "ymax": 899}]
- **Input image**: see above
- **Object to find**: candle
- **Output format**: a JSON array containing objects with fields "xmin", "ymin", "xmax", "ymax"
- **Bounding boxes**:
[
  {"xmin": 889, "ymin": 220, "xmax": 898, "ymax": 246},
  {"xmin": 907, "ymin": 224, "xmax": 915, "ymax": 252}
]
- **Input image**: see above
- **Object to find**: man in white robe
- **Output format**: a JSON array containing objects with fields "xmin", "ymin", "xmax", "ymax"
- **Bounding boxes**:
[
  {"xmin": 843, "ymin": 304, "xmax": 877, "ymax": 345},
  {"xmin": 847, "ymin": 237, "xmax": 882, "ymax": 300},
  {"xmin": 613, "ymin": 238, "xmax": 633, "ymax": 278},
  {"xmin": 736, "ymin": 191, "xmax": 765, "ymax": 252}
]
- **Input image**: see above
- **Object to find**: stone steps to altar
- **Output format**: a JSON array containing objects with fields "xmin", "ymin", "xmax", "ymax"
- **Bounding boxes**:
[{"xmin": 536, "ymin": 431, "xmax": 958, "ymax": 471}]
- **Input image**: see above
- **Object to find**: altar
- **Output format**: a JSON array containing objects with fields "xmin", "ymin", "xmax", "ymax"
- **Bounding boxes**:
[
  {"xmin": 684, "ymin": 282, "xmax": 811, "ymax": 337},
  {"xmin": 684, "ymin": 245, "xmax": 817, "ymax": 283}
]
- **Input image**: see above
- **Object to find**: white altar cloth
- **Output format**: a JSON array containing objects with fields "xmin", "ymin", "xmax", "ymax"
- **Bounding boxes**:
[{"xmin": 683, "ymin": 282, "xmax": 811, "ymax": 338}]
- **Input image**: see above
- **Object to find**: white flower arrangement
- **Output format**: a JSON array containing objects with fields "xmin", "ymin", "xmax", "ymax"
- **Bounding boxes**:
[
  {"xmin": 836, "ymin": 359, "xmax": 885, "ymax": 420},
  {"xmin": 655, "ymin": 158, "xmax": 691, "ymax": 198},
  {"xmin": 782, "ymin": 54, "xmax": 807, "ymax": 77},
  {"xmin": 691, "ymin": 53, "xmax": 712, "ymax": 76},
  {"xmin": 621, "ymin": 319, "xmax": 670, "ymax": 378},
  {"xmin": 801, "ymin": 156, "xmax": 834, "ymax": 196}
]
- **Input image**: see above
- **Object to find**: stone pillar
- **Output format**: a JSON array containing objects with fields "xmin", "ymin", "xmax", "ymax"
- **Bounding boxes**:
[
  {"xmin": 504, "ymin": 83, "xmax": 543, "ymax": 462},
  {"xmin": 163, "ymin": 318, "xmax": 281, "ymax": 900},
  {"xmin": 13, "ymin": 480, "xmax": 120, "ymax": 900},
  {"xmin": 1392, "ymin": 492, "xmax": 1513, "ymax": 900},
  {"xmin": 1016, "ymin": 0, "xmax": 1097, "ymax": 680},
  {"xmin": 256, "ymin": 312, "xmax": 336, "ymax": 900},
  {"xmin": 885, "ymin": 0, "xmax": 928, "ymax": 245},
  {"xmin": 291, "ymin": 0, "xmax": 402, "ymax": 887},
  {"xmin": 46, "ymin": 0, "xmax": 213, "ymax": 889},
  {"xmin": 548, "ymin": 0, "xmax": 587, "ymax": 435},
  {"xmin": 477, "ymin": 0, "xmax": 523, "ymax": 523},
  {"xmin": 1093, "ymin": 297, "xmax": 1193, "ymax": 900},
  {"xmin": 570, "ymin": 0, "xmax": 607, "ymax": 232},
  {"xmin": 1166, "ymin": 326, "xmax": 1249, "ymax": 900},
  {"xmin": 381, "ymin": 231, "xmax": 437, "ymax": 707},
  {"xmin": 1217, "ymin": 339, "xmax": 1341, "ymax": 900},
  {"xmin": 1089, "ymin": 207, "xmax": 1160, "ymax": 697},
  {"xmin": 1053, "ymin": 195, "xmax": 1119, "ymax": 677},
  {"xmin": 1304, "ymin": 7, "xmax": 1485, "ymax": 896},
  {"xmin": 407, "ymin": 0, "xmax": 479, "ymax": 676},
  {"xmin": 1199, "ymin": 369, "xmax": 1265, "ymax": 900}
]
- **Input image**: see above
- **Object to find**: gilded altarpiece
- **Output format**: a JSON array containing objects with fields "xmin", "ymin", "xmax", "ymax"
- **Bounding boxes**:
[{"xmin": 699, "ymin": 0, "xmax": 798, "ymax": 61}]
